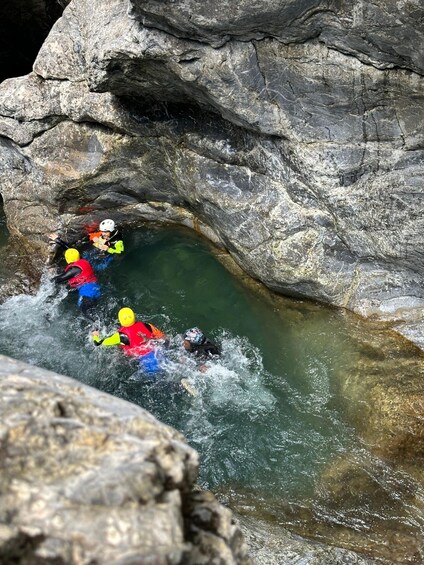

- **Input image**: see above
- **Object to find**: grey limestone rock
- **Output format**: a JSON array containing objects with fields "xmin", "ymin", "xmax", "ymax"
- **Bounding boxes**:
[
  {"xmin": 0, "ymin": 354, "xmax": 251, "ymax": 565},
  {"xmin": 0, "ymin": 0, "xmax": 423, "ymax": 347}
]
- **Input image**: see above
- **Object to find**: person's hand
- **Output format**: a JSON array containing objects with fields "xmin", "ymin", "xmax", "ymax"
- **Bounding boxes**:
[
  {"xmin": 100, "ymin": 244, "xmax": 109, "ymax": 251},
  {"xmin": 91, "ymin": 330, "xmax": 100, "ymax": 338},
  {"xmin": 198, "ymin": 364, "xmax": 208, "ymax": 373},
  {"xmin": 48, "ymin": 232, "xmax": 59, "ymax": 242}
]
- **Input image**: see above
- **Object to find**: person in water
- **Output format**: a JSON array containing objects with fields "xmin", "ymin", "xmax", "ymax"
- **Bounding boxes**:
[
  {"xmin": 91, "ymin": 307, "xmax": 167, "ymax": 375},
  {"xmin": 49, "ymin": 219, "xmax": 124, "ymax": 270},
  {"xmin": 89, "ymin": 219, "xmax": 124, "ymax": 255},
  {"xmin": 51, "ymin": 248, "xmax": 101, "ymax": 321},
  {"xmin": 183, "ymin": 327, "xmax": 221, "ymax": 372}
]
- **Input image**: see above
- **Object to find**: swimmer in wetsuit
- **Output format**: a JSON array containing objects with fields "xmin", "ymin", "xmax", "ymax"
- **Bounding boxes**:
[
  {"xmin": 51, "ymin": 248, "xmax": 101, "ymax": 321},
  {"xmin": 49, "ymin": 218, "xmax": 124, "ymax": 271},
  {"xmin": 91, "ymin": 307, "xmax": 167, "ymax": 375}
]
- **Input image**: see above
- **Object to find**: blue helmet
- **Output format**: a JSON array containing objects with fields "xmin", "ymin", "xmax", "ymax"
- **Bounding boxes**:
[{"xmin": 184, "ymin": 327, "xmax": 205, "ymax": 345}]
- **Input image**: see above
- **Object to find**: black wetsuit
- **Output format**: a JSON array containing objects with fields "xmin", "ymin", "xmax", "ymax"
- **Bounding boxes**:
[
  {"xmin": 189, "ymin": 339, "xmax": 221, "ymax": 358},
  {"xmin": 52, "ymin": 266, "xmax": 99, "ymax": 321}
]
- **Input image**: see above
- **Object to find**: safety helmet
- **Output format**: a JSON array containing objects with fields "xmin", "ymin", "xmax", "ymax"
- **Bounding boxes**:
[
  {"xmin": 64, "ymin": 248, "xmax": 80, "ymax": 264},
  {"xmin": 184, "ymin": 327, "xmax": 205, "ymax": 345},
  {"xmin": 118, "ymin": 307, "xmax": 136, "ymax": 327},
  {"xmin": 99, "ymin": 219, "xmax": 116, "ymax": 232}
]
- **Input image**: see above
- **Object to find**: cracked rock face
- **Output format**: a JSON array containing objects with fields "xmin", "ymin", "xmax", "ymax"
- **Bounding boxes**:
[{"xmin": 0, "ymin": 0, "xmax": 423, "ymax": 344}]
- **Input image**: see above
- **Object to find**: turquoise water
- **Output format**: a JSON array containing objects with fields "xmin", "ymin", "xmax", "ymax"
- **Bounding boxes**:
[
  {"xmin": 101, "ymin": 228, "xmax": 357, "ymax": 497},
  {"xmin": 0, "ymin": 221, "xmax": 422, "ymax": 561}
]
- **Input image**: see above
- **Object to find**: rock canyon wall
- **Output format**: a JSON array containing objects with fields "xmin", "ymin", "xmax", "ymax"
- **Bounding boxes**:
[{"xmin": 0, "ymin": 0, "xmax": 423, "ymax": 345}]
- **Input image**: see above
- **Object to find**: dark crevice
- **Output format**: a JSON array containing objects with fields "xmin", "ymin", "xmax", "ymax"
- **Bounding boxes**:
[{"xmin": 0, "ymin": 0, "xmax": 66, "ymax": 83}]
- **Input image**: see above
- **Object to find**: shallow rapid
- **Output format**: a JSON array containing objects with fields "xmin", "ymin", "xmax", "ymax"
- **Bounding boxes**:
[{"xmin": 0, "ymin": 215, "xmax": 422, "ymax": 562}]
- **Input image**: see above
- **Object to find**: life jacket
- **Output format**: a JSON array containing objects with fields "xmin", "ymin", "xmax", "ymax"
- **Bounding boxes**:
[
  {"xmin": 88, "ymin": 231, "xmax": 102, "ymax": 242},
  {"xmin": 91, "ymin": 230, "xmax": 123, "ymax": 252},
  {"xmin": 65, "ymin": 259, "xmax": 97, "ymax": 288},
  {"xmin": 118, "ymin": 321, "xmax": 164, "ymax": 356},
  {"xmin": 91, "ymin": 233, "xmax": 107, "ymax": 250}
]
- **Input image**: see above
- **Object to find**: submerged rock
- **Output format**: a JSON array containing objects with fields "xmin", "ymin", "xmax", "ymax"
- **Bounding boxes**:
[
  {"xmin": 238, "ymin": 515, "xmax": 390, "ymax": 565},
  {"xmin": 314, "ymin": 455, "xmax": 424, "ymax": 564},
  {"xmin": 334, "ymin": 325, "xmax": 424, "ymax": 466}
]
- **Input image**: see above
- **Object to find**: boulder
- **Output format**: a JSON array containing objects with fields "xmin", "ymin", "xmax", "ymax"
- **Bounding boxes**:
[{"xmin": 0, "ymin": 354, "xmax": 251, "ymax": 564}]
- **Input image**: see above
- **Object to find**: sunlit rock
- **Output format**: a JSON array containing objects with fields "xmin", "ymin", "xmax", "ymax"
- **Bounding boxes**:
[
  {"xmin": 0, "ymin": 0, "xmax": 423, "ymax": 346},
  {"xmin": 0, "ymin": 355, "xmax": 251, "ymax": 564}
]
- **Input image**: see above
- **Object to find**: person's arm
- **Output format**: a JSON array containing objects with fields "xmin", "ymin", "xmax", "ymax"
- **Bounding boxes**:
[
  {"xmin": 106, "ymin": 240, "xmax": 124, "ymax": 254},
  {"xmin": 52, "ymin": 265, "xmax": 81, "ymax": 284},
  {"xmin": 50, "ymin": 232, "xmax": 90, "ymax": 249},
  {"xmin": 92, "ymin": 331, "xmax": 129, "ymax": 346},
  {"xmin": 49, "ymin": 233, "xmax": 71, "ymax": 250}
]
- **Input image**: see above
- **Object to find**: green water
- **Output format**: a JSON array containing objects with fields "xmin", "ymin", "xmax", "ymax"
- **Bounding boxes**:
[
  {"xmin": 0, "ymin": 221, "xmax": 422, "ymax": 561},
  {"xmin": 95, "ymin": 228, "xmax": 355, "ymax": 494}
]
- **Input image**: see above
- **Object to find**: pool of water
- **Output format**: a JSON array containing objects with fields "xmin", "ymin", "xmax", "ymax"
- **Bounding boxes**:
[{"xmin": 0, "ymin": 223, "xmax": 422, "ymax": 562}]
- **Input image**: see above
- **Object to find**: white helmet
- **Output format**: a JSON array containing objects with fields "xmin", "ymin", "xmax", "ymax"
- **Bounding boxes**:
[{"xmin": 99, "ymin": 219, "xmax": 116, "ymax": 232}]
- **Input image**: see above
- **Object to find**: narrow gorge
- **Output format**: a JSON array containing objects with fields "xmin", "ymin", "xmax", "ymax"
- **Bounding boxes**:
[{"xmin": 0, "ymin": 1, "xmax": 423, "ymax": 563}]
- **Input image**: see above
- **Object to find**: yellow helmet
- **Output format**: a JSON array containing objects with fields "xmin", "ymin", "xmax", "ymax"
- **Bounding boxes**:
[
  {"xmin": 118, "ymin": 307, "xmax": 136, "ymax": 327},
  {"xmin": 64, "ymin": 248, "xmax": 80, "ymax": 264}
]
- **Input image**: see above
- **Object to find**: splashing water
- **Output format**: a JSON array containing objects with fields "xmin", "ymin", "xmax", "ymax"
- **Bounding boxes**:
[{"xmin": 0, "ymin": 223, "xmax": 423, "ymax": 562}]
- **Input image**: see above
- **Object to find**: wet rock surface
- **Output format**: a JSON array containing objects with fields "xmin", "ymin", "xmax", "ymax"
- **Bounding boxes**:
[{"xmin": 238, "ymin": 515, "xmax": 391, "ymax": 565}]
